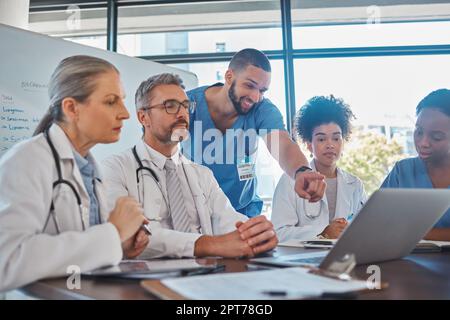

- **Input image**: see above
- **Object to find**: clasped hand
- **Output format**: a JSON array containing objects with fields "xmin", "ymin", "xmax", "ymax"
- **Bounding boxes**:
[{"xmin": 234, "ymin": 215, "xmax": 278, "ymax": 258}]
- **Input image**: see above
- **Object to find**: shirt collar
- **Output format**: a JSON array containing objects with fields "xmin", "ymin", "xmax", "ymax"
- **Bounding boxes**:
[
  {"xmin": 72, "ymin": 149, "xmax": 101, "ymax": 180},
  {"xmin": 208, "ymin": 82, "xmax": 224, "ymax": 90},
  {"xmin": 144, "ymin": 142, "xmax": 181, "ymax": 170}
]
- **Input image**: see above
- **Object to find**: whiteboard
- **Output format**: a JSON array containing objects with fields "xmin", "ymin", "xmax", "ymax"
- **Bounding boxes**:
[{"xmin": 0, "ymin": 23, "xmax": 198, "ymax": 160}]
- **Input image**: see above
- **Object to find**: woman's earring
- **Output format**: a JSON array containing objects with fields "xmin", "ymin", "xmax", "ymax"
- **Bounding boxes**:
[{"xmin": 310, "ymin": 153, "xmax": 313, "ymax": 158}]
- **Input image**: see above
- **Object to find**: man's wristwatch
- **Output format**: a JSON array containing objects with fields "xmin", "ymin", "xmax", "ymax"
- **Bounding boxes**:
[{"xmin": 294, "ymin": 165, "xmax": 312, "ymax": 178}]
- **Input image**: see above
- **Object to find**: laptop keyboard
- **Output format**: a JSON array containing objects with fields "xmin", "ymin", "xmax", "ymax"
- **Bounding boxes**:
[{"xmin": 289, "ymin": 256, "xmax": 325, "ymax": 265}]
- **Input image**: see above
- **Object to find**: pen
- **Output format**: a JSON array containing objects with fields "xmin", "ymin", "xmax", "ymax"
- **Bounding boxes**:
[
  {"xmin": 141, "ymin": 224, "xmax": 152, "ymax": 235},
  {"xmin": 140, "ymin": 217, "xmax": 162, "ymax": 235},
  {"xmin": 304, "ymin": 240, "xmax": 334, "ymax": 245},
  {"xmin": 347, "ymin": 202, "xmax": 364, "ymax": 221}
]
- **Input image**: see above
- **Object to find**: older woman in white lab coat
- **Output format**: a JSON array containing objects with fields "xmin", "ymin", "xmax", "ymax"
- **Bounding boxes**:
[
  {"xmin": 0, "ymin": 56, "xmax": 148, "ymax": 292},
  {"xmin": 271, "ymin": 95, "xmax": 366, "ymax": 242}
]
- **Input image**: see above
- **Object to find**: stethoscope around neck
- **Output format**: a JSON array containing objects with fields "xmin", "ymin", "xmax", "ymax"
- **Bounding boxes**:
[
  {"xmin": 301, "ymin": 200, "xmax": 324, "ymax": 220},
  {"xmin": 132, "ymin": 145, "xmax": 168, "ymax": 210},
  {"xmin": 132, "ymin": 145, "xmax": 199, "ymax": 223},
  {"xmin": 295, "ymin": 189, "xmax": 324, "ymax": 220},
  {"xmin": 297, "ymin": 159, "xmax": 324, "ymax": 220},
  {"xmin": 42, "ymin": 128, "xmax": 101, "ymax": 234}
]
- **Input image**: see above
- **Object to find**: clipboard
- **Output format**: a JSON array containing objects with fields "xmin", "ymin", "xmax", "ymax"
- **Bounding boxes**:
[
  {"xmin": 140, "ymin": 258, "xmax": 388, "ymax": 300},
  {"xmin": 140, "ymin": 275, "xmax": 387, "ymax": 300},
  {"xmin": 141, "ymin": 280, "xmax": 186, "ymax": 300}
]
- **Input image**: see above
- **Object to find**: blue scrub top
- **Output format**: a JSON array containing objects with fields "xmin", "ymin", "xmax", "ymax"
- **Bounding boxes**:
[
  {"xmin": 381, "ymin": 157, "xmax": 450, "ymax": 228},
  {"xmin": 183, "ymin": 83, "xmax": 286, "ymax": 217}
]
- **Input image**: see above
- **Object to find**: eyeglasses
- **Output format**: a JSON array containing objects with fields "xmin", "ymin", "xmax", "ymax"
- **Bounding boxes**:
[{"xmin": 142, "ymin": 99, "xmax": 196, "ymax": 114}]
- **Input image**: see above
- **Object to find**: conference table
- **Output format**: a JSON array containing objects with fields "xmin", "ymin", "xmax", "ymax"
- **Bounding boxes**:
[{"xmin": 20, "ymin": 246, "xmax": 450, "ymax": 300}]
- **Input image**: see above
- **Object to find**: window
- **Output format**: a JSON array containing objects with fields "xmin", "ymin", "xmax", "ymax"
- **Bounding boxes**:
[
  {"xmin": 28, "ymin": 5, "xmax": 107, "ymax": 50},
  {"xmin": 294, "ymin": 54, "xmax": 450, "ymax": 193},
  {"xmin": 294, "ymin": 55, "xmax": 450, "ymax": 134},
  {"xmin": 291, "ymin": 0, "xmax": 450, "ymax": 49},
  {"xmin": 26, "ymin": 0, "xmax": 450, "ymax": 208},
  {"xmin": 117, "ymin": 0, "xmax": 282, "ymax": 57}
]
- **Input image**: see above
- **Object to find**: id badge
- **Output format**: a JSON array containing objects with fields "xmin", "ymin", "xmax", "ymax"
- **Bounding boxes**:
[{"xmin": 237, "ymin": 156, "xmax": 255, "ymax": 181}]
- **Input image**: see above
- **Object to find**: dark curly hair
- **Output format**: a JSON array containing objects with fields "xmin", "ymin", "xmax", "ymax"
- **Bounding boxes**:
[
  {"xmin": 295, "ymin": 95, "xmax": 355, "ymax": 142},
  {"xmin": 416, "ymin": 88, "xmax": 450, "ymax": 117}
]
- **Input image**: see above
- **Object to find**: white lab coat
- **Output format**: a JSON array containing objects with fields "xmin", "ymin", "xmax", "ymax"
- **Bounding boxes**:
[
  {"xmin": 101, "ymin": 140, "xmax": 248, "ymax": 258},
  {"xmin": 271, "ymin": 161, "xmax": 367, "ymax": 242},
  {"xmin": 0, "ymin": 124, "xmax": 122, "ymax": 292}
]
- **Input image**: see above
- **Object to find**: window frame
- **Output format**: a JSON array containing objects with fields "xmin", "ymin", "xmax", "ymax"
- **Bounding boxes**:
[{"xmin": 29, "ymin": 0, "xmax": 450, "ymax": 135}]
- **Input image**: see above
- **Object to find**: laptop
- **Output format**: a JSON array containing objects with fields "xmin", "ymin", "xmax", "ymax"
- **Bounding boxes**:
[{"xmin": 253, "ymin": 188, "xmax": 450, "ymax": 269}]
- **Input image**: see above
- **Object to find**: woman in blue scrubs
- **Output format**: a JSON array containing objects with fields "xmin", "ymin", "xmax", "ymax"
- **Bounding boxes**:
[{"xmin": 381, "ymin": 89, "xmax": 450, "ymax": 240}]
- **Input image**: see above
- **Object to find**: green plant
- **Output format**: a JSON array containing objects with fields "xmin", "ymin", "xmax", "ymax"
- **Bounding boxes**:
[
  {"xmin": 297, "ymin": 129, "xmax": 405, "ymax": 196},
  {"xmin": 338, "ymin": 130, "xmax": 404, "ymax": 195}
]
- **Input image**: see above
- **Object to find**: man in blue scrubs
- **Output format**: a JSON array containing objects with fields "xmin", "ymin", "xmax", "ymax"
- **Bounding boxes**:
[
  {"xmin": 184, "ymin": 48, "xmax": 326, "ymax": 217},
  {"xmin": 381, "ymin": 88, "xmax": 450, "ymax": 240}
]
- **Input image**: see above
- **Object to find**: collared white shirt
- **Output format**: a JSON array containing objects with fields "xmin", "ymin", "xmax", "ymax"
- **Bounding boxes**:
[
  {"xmin": 102, "ymin": 139, "xmax": 248, "ymax": 258},
  {"xmin": 144, "ymin": 143, "xmax": 201, "ymax": 234}
]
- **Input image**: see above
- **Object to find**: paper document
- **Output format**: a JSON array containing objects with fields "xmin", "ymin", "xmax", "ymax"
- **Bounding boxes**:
[
  {"xmin": 413, "ymin": 240, "xmax": 450, "ymax": 253},
  {"xmin": 161, "ymin": 267, "xmax": 368, "ymax": 300},
  {"xmin": 419, "ymin": 240, "xmax": 450, "ymax": 248},
  {"xmin": 279, "ymin": 239, "xmax": 450, "ymax": 251}
]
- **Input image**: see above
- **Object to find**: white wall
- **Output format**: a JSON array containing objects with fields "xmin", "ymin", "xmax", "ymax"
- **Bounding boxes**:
[{"xmin": 0, "ymin": 0, "xmax": 29, "ymax": 29}]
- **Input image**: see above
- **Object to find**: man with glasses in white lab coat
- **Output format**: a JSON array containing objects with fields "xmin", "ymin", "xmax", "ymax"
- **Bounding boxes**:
[{"xmin": 102, "ymin": 73, "xmax": 278, "ymax": 259}]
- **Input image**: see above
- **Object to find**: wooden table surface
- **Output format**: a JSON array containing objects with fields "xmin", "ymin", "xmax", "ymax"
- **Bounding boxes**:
[{"xmin": 20, "ymin": 246, "xmax": 450, "ymax": 300}]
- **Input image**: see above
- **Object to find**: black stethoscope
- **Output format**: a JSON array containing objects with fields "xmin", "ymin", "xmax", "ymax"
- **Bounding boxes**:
[
  {"xmin": 132, "ymin": 145, "xmax": 168, "ymax": 211},
  {"xmin": 42, "ymin": 128, "xmax": 101, "ymax": 234},
  {"xmin": 131, "ymin": 144, "xmax": 200, "ymax": 224}
]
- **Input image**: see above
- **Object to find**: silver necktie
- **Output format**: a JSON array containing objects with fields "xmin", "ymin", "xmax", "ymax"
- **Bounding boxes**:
[{"xmin": 164, "ymin": 159, "xmax": 191, "ymax": 232}]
